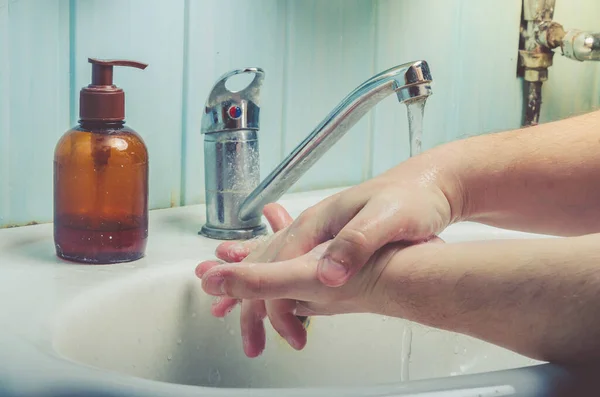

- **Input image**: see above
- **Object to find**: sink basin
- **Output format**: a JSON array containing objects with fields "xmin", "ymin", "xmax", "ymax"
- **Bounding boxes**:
[
  {"xmin": 3, "ymin": 187, "xmax": 598, "ymax": 397},
  {"xmin": 51, "ymin": 222, "xmax": 546, "ymax": 389}
]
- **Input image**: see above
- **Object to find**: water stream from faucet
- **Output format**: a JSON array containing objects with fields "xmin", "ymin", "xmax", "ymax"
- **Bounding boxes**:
[
  {"xmin": 406, "ymin": 98, "xmax": 427, "ymax": 157},
  {"xmin": 400, "ymin": 324, "xmax": 413, "ymax": 382},
  {"xmin": 398, "ymin": 98, "xmax": 426, "ymax": 382}
]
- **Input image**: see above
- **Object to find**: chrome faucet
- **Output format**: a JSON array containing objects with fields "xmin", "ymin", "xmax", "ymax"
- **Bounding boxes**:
[{"xmin": 199, "ymin": 61, "xmax": 433, "ymax": 240}]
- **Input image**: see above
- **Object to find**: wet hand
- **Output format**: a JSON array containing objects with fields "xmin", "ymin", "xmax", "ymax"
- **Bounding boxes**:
[
  {"xmin": 215, "ymin": 155, "xmax": 459, "ymax": 288},
  {"xmin": 197, "ymin": 154, "xmax": 461, "ymax": 357},
  {"xmin": 196, "ymin": 230, "xmax": 420, "ymax": 346},
  {"xmin": 196, "ymin": 203, "xmax": 445, "ymax": 355}
]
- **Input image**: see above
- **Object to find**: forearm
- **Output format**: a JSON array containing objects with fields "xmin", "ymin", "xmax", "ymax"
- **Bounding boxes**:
[
  {"xmin": 381, "ymin": 235, "xmax": 600, "ymax": 364},
  {"xmin": 433, "ymin": 109, "xmax": 600, "ymax": 236}
]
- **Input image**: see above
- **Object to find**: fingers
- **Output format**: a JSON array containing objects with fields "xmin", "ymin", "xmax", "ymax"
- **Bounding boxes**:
[
  {"xmin": 266, "ymin": 300, "xmax": 307, "ymax": 350},
  {"xmin": 196, "ymin": 260, "xmax": 238, "ymax": 316},
  {"xmin": 317, "ymin": 196, "xmax": 428, "ymax": 287},
  {"xmin": 195, "ymin": 259, "xmax": 223, "ymax": 278},
  {"xmin": 262, "ymin": 202, "xmax": 308, "ymax": 350},
  {"xmin": 263, "ymin": 202, "xmax": 294, "ymax": 231},
  {"xmin": 200, "ymin": 251, "xmax": 324, "ymax": 302},
  {"xmin": 215, "ymin": 241, "xmax": 255, "ymax": 263},
  {"xmin": 268, "ymin": 192, "xmax": 363, "ymax": 263},
  {"xmin": 199, "ymin": 203, "xmax": 309, "ymax": 356},
  {"xmin": 240, "ymin": 299, "xmax": 267, "ymax": 358},
  {"xmin": 214, "ymin": 203, "xmax": 294, "ymax": 262},
  {"xmin": 211, "ymin": 297, "xmax": 239, "ymax": 317}
]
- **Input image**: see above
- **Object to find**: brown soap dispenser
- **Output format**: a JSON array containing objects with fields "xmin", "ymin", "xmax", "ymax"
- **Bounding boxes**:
[{"xmin": 54, "ymin": 58, "xmax": 149, "ymax": 264}]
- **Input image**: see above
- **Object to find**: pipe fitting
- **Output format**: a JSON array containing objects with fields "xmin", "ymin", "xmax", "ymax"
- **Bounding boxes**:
[
  {"xmin": 536, "ymin": 21, "xmax": 566, "ymax": 49},
  {"xmin": 523, "ymin": 68, "xmax": 549, "ymax": 82},
  {"xmin": 562, "ymin": 30, "xmax": 600, "ymax": 62},
  {"xmin": 518, "ymin": 50, "xmax": 554, "ymax": 82},
  {"xmin": 522, "ymin": 0, "xmax": 556, "ymax": 22},
  {"xmin": 519, "ymin": 50, "xmax": 554, "ymax": 69}
]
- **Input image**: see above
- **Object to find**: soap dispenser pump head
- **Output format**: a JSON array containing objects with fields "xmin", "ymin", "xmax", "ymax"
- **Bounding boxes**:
[{"xmin": 80, "ymin": 58, "xmax": 148, "ymax": 122}]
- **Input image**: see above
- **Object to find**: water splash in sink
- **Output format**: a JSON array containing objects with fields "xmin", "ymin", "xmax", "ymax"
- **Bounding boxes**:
[{"xmin": 208, "ymin": 368, "xmax": 222, "ymax": 386}]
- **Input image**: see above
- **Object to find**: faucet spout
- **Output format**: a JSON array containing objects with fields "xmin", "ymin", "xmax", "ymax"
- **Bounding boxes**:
[{"xmin": 238, "ymin": 60, "xmax": 432, "ymax": 222}]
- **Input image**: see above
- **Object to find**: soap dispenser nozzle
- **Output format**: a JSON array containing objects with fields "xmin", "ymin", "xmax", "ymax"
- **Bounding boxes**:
[
  {"xmin": 80, "ymin": 58, "xmax": 148, "ymax": 122},
  {"xmin": 89, "ymin": 58, "xmax": 149, "ymax": 86}
]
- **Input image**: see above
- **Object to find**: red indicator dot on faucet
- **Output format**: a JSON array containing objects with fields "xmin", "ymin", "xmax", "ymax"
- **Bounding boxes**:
[{"xmin": 228, "ymin": 105, "xmax": 242, "ymax": 119}]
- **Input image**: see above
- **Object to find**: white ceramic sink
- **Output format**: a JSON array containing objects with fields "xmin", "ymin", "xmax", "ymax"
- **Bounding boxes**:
[
  {"xmin": 0, "ymin": 188, "xmax": 598, "ymax": 397},
  {"xmin": 47, "ymin": 190, "xmax": 552, "ymax": 389},
  {"xmin": 51, "ymin": 264, "xmax": 540, "ymax": 389}
]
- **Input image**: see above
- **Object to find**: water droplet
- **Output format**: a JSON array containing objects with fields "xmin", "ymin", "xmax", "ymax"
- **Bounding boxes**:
[
  {"xmin": 167, "ymin": 354, "xmax": 172, "ymax": 361},
  {"xmin": 208, "ymin": 368, "xmax": 221, "ymax": 386},
  {"xmin": 177, "ymin": 338, "xmax": 182, "ymax": 345}
]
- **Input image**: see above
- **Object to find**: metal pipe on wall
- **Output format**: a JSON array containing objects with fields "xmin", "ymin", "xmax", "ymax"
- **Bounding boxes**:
[
  {"xmin": 518, "ymin": 0, "xmax": 556, "ymax": 127},
  {"xmin": 518, "ymin": 0, "xmax": 600, "ymax": 127}
]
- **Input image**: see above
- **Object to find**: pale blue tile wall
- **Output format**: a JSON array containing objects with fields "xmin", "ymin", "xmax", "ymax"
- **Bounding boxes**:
[
  {"xmin": 1, "ymin": 0, "xmax": 599, "ymax": 227},
  {"xmin": 72, "ymin": 0, "xmax": 186, "ymax": 210},
  {"xmin": 0, "ymin": 0, "xmax": 71, "ymax": 227}
]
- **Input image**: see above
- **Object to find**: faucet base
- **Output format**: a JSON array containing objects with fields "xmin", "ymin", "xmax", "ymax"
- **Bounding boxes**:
[{"xmin": 199, "ymin": 223, "xmax": 268, "ymax": 241}]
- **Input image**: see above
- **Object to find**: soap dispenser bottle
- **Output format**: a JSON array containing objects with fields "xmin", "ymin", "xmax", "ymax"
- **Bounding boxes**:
[{"xmin": 54, "ymin": 58, "xmax": 149, "ymax": 264}]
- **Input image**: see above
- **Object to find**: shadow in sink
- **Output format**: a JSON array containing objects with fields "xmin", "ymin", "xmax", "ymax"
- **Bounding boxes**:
[{"xmin": 51, "ymin": 266, "xmax": 541, "ymax": 389}]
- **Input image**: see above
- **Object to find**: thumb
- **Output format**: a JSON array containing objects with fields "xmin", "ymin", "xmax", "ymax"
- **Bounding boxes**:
[{"xmin": 317, "ymin": 199, "xmax": 408, "ymax": 287}]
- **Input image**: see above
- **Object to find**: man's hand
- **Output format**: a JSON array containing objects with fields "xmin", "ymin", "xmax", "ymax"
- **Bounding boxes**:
[
  {"xmin": 203, "ymin": 157, "xmax": 460, "ymax": 355},
  {"xmin": 196, "ymin": 203, "xmax": 445, "ymax": 356}
]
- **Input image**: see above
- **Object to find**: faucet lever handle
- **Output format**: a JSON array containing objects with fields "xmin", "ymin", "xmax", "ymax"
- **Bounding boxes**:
[{"xmin": 201, "ymin": 67, "xmax": 265, "ymax": 135}]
